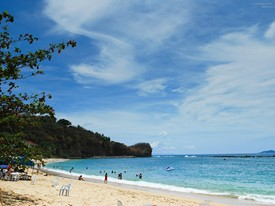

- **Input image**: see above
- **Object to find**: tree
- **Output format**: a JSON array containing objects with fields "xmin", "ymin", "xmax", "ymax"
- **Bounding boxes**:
[
  {"xmin": 0, "ymin": 11, "xmax": 76, "ymax": 168},
  {"xmin": 57, "ymin": 119, "xmax": 72, "ymax": 127}
]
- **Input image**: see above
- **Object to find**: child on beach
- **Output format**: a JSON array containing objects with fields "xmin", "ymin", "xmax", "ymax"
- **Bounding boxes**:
[{"xmin": 78, "ymin": 175, "xmax": 84, "ymax": 180}]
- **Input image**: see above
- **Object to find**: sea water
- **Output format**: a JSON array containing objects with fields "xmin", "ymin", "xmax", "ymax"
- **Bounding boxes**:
[{"xmin": 45, "ymin": 154, "xmax": 275, "ymax": 205}]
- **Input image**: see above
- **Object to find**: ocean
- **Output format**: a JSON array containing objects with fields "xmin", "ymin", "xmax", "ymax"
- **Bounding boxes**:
[{"xmin": 45, "ymin": 154, "xmax": 275, "ymax": 205}]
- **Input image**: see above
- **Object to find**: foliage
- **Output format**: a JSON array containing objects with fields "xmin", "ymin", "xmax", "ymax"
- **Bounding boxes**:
[
  {"xmin": 24, "ymin": 116, "xmax": 152, "ymax": 158},
  {"xmin": 0, "ymin": 11, "xmax": 76, "ymax": 167}
]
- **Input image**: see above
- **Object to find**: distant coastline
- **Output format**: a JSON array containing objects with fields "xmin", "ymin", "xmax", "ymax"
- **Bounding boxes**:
[
  {"xmin": 210, "ymin": 155, "xmax": 275, "ymax": 158},
  {"xmin": 260, "ymin": 150, "xmax": 275, "ymax": 154},
  {"xmin": 154, "ymin": 153, "xmax": 275, "ymax": 158},
  {"xmin": 199, "ymin": 152, "xmax": 275, "ymax": 158}
]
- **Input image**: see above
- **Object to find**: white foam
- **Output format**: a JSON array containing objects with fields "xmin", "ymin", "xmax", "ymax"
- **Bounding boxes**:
[
  {"xmin": 239, "ymin": 194, "xmax": 275, "ymax": 205},
  {"xmin": 44, "ymin": 167, "xmax": 227, "ymax": 195},
  {"xmin": 185, "ymin": 155, "xmax": 197, "ymax": 158},
  {"xmin": 43, "ymin": 167, "xmax": 275, "ymax": 205}
]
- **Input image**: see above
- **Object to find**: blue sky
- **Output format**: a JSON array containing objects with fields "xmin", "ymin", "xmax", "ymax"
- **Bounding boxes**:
[{"xmin": 2, "ymin": 0, "xmax": 275, "ymax": 154}]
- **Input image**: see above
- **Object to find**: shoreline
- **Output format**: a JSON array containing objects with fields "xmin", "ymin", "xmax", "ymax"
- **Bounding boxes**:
[
  {"xmin": 41, "ymin": 166, "xmax": 268, "ymax": 206},
  {"xmin": 43, "ymin": 156, "xmax": 138, "ymax": 163},
  {"xmin": 43, "ymin": 158, "xmax": 71, "ymax": 164},
  {"xmin": 1, "ymin": 158, "xmax": 271, "ymax": 205},
  {"xmin": 0, "ymin": 167, "xmax": 217, "ymax": 206}
]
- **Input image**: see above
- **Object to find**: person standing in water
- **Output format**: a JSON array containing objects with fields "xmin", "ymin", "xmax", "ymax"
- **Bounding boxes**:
[{"xmin": 104, "ymin": 173, "xmax": 108, "ymax": 183}]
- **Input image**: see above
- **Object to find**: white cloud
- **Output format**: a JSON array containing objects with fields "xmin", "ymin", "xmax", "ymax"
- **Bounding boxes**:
[
  {"xmin": 180, "ymin": 24, "xmax": 275, "ymax": 129},
  {"xmin": 70, "ymin": 55, "xmax": 142, "ymax": 85},
  {"xmin": 44, "ymin": 0, "xmax": 115, "ymax": 33},
  {"xmin": 136, "ymin": 78, "xmax": 169, "ymax": 96},
  {"xmin": 44, "ymin": 0, "xmax": 190, "ymax": 85},
  {"xmin": 265, "ymin": 21, "xmax": 275, "ymax": 39},
  {"xmin": 172, "ymin": 87, "xmax": 186, "ymax": 94}
]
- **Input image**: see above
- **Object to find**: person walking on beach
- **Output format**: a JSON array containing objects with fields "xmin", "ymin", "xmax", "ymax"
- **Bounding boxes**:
[{"xmin": 104, "ymin": 173, "xmax": 108, "ymax": 183}]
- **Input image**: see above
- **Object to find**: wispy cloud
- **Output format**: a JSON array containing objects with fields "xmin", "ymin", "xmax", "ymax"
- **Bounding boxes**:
[
  {"xmin": 44, "ymin": 0, "xmax": 191, "ymax": 86},
  {"xmin": 180, "ymin": 24, "xmax": 275, "ymax": 128},
  {"xmin": 136, "ymin": 78, "xmax": 169, "ymax": 96},
  {"xmin": 70, "ymin": 56, "xmax": 142, "ymax": 85},
  {"xmin": 265, "ymin": 21, "xmax": 275, "ymax": 39}
]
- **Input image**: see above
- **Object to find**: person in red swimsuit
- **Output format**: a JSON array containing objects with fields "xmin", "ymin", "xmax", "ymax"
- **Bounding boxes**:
[{"xmin": 104, "ymin": 173, "xmax": 108, "ymax": 183}]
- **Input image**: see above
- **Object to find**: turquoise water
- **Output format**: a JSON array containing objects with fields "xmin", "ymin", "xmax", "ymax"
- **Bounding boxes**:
[{"xmin": 46, "ymin": 155, "xmax": 275, "ymax": 204}]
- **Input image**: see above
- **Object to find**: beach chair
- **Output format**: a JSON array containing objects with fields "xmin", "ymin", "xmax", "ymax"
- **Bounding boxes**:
[
  {"xmin": 59, "ymin": 185, "xmax": 65, "ymax": 196},
  {"xmin": 9, "ymin": 172, "xmax": 20, "ymax": 181},
  {"xmin": 3, "ymin": 173, "xmax": 11, "ymax": 181},
  {"xmin": 52, "ymin": 177, "xmax": 59, "ymax": 187},
  {"xmin": 11, "ymin": 173, "xmax": 20, "ymax": 181},
  {"xmin": 117, "ymin": 200, "xmax": 123, "ymax": 206},
  {"xmin": 59, "ymin": 183, "xmax": 71, "ymax": 196},
  {"xmin": 31, "ymin": 175, "xmax": 37, "ymax": 185}
]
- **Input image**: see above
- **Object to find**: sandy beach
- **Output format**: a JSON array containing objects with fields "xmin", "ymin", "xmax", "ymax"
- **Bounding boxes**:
[{"xmin": 0, "ymin": 159, "xmax": 264, "ymax": 206}]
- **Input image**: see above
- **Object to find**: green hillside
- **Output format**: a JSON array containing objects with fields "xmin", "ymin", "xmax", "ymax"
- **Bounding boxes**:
[{"xmin": 23, "ymin": 116, "xmax": 152, "ymax": 158}]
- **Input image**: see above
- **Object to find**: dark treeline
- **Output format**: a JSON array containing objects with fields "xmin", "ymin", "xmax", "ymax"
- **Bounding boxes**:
[{"xmin": 23, "ymin": 116, "xmax": 152, "ymax": 158}]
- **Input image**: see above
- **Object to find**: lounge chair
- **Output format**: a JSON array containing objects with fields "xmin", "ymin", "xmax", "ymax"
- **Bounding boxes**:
[
  {"xmin": 31, "ymin": 175, "xmax": 36, "ymax": 185},
  {"xmin": 11, "ymin": 173, "xmax": 20, "ymax": 181},
  {"xmin": 3, "ymin": 173, "xmax": 11, "ymax": 181},
  {"xmin": 59, "ymin": 183, "xmax": 71, "ymax": 196}
]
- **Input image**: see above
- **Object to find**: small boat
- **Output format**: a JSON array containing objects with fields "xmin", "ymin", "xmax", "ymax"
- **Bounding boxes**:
[{"xmin": 165, "ymin": 166, "xmax": 175, "ymax": 171}]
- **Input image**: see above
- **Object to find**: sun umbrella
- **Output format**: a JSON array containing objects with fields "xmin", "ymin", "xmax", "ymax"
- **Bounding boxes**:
[{"xmin": 0, "ymin": 164, "xmax": 8, "ymax": 169}]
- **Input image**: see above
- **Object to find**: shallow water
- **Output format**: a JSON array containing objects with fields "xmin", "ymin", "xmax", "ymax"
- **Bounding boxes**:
[{"xmin": 46, "ymin": 154, "xmax": 275, "ymax": 205}]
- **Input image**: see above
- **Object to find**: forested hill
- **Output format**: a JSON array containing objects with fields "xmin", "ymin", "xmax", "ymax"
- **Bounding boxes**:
[{"xmin": 23, "ymin": 116, "xmax": 152, "ymax": 158}]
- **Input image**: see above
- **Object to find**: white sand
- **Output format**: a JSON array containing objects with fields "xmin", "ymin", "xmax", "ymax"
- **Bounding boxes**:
[{"xmin": 0, "ymin": 172, "xmax": 225, "ymax": 206}]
